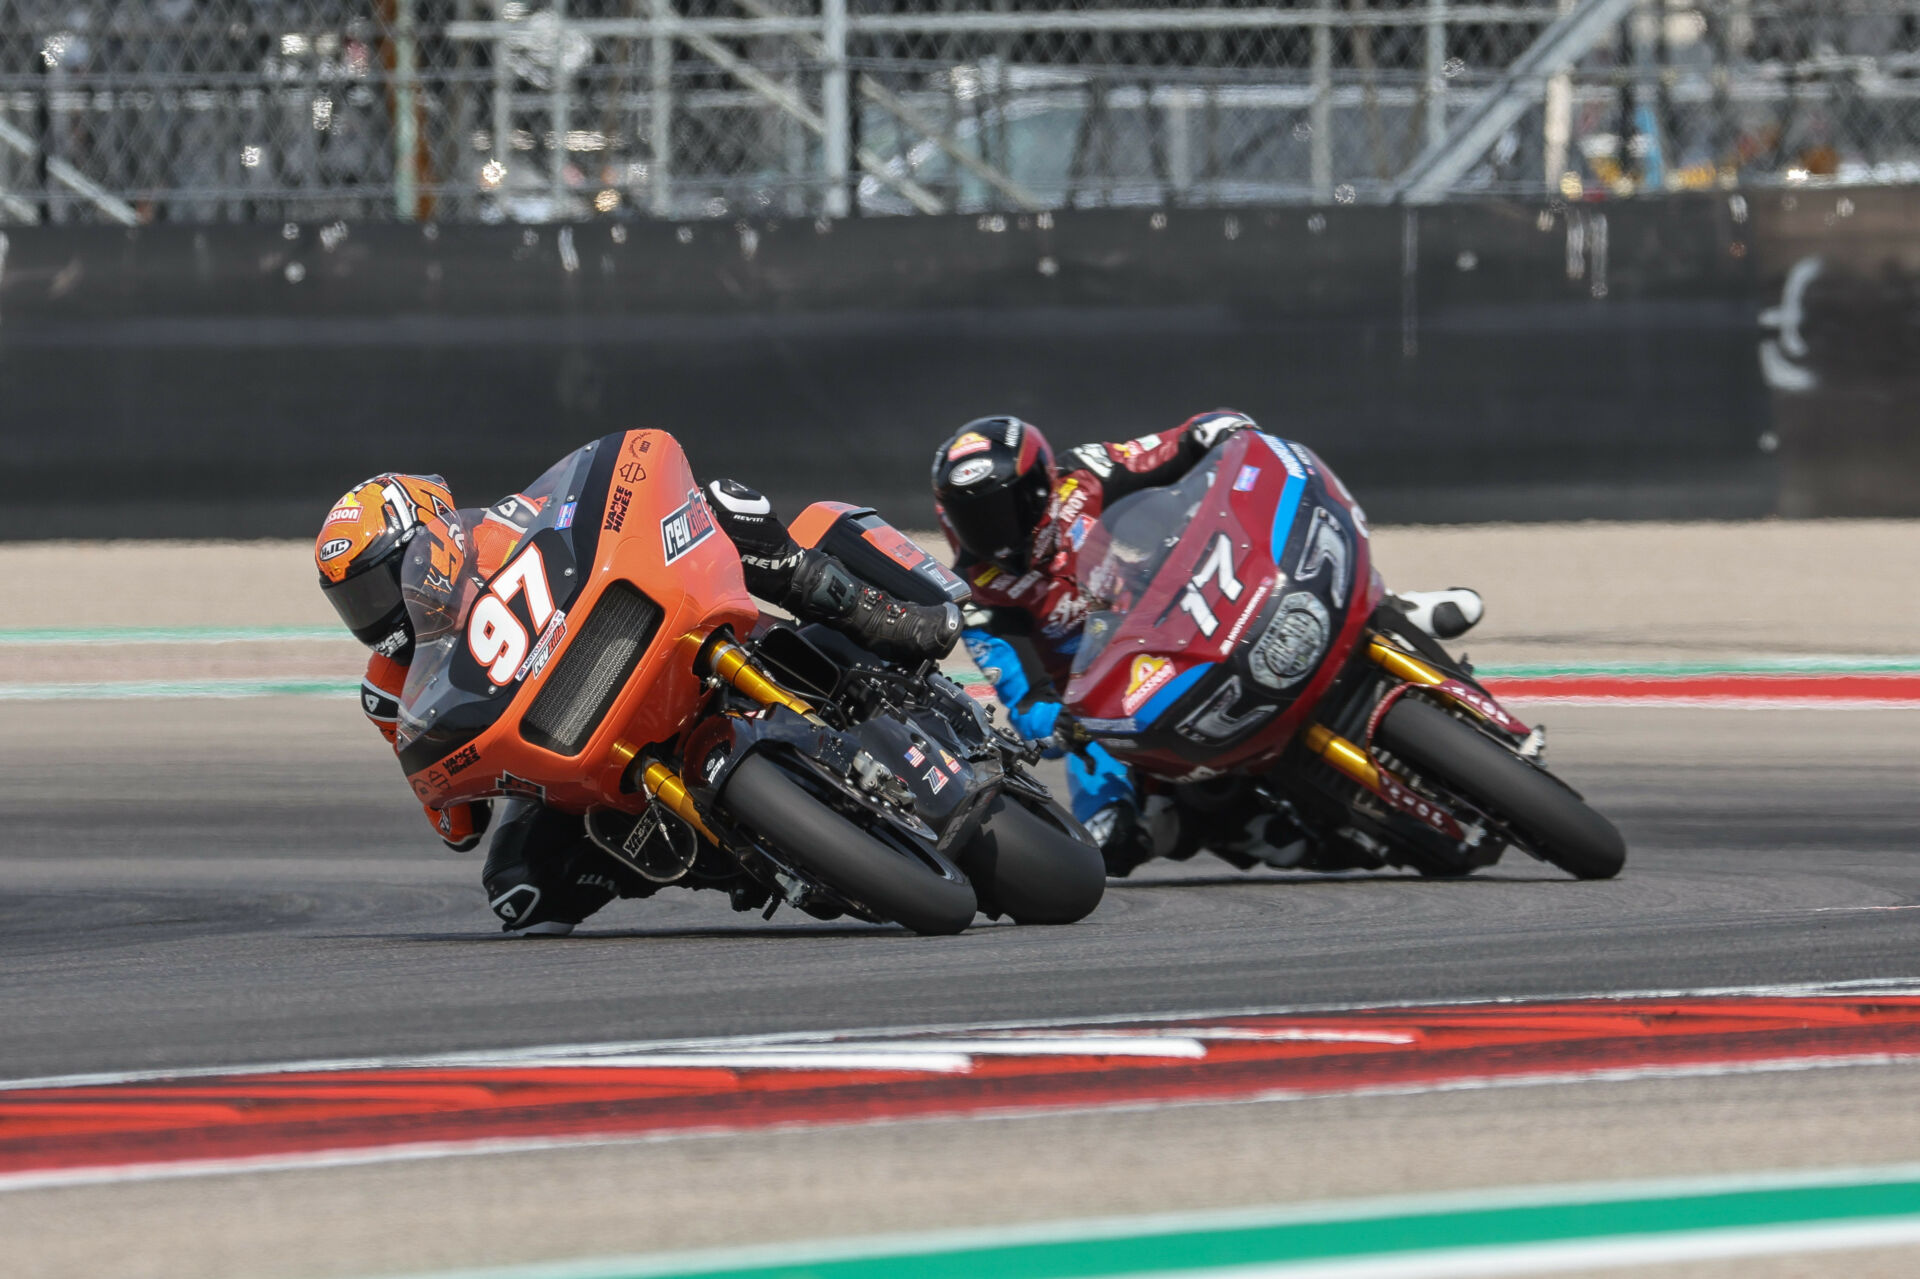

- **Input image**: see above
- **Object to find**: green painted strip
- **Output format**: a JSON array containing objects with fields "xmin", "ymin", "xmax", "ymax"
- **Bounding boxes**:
[
  {"xmin": 0, "ymin": 625, "xmax": 341, "ymax": 646},
  {"xmin": 0, "ymin": 679, "xmax": 349, "ymax": 701},
  {"xmin": 607, "ymin": 1183, "xmax": 1920, "ymax": 1278},
  {"xmin": 390, "ymin": 1165, "xmax": 1920, "ymax": 1279}
]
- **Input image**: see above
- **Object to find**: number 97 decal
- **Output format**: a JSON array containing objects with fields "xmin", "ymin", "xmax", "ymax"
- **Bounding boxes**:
[{"xmin": 468, "ymin": 544, "xmax": 556, "ymax": 685}]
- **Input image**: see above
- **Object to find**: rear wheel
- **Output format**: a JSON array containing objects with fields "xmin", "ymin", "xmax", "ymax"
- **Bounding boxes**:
[
  {"xmin": 718, "ymin": 753, "xmax": 977, "ymax": 935},
  {"xmin": 961, "ymin": 795, "xmax": 1106, "ymax": 924},
  {"xmin": 1375, "ymin": 697, "xmax": 1625, "ymax": 880}
]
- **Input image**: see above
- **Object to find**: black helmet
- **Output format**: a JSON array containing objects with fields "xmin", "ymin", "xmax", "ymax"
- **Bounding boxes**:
[{"xmin": 931, "ymin": 416, "xmax": 1056, "ymax": 570}]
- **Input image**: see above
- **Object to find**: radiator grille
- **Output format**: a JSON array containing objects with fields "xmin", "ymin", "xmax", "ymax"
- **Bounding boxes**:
[{"xmin": 521, "ymin": 582, "xmax": 664, "ymax": 756}]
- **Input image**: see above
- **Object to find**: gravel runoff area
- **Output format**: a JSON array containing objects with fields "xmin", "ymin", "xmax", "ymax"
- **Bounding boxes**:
[{"xmin": 6, "ymin": 519, "xmax": 1920, "ymax": 669}]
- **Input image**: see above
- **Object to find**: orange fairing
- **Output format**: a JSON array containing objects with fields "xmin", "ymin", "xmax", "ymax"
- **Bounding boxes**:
[
  {"xmin": 398, "ymin": 429, "xmax": 757, "ymax": 816},
  {"xmin": 788, "ymin": 501, "xmax": 858, "ymax": 551}
]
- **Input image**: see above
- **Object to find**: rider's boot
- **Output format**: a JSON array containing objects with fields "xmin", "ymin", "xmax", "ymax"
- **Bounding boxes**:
[
  {"xmin": 1389, "ymin": 588, "xmax": 1483, "ymax": 640},
  {"xmin": 1084, "ymin": 797, "xmax": 1183, "ymax": 878},
  {"xmin": 482, "ymin": 801, "xmax": 621, "ymax": 936}
]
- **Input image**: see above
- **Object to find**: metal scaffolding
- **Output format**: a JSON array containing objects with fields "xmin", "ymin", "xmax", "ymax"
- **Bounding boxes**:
[{"xmin": 4, "ymin": 1, "xmax": 1920, "ymax": 223}]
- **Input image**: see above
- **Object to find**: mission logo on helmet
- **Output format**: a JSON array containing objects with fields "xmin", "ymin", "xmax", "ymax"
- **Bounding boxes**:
[{"xmin": 948, "ymin": 457, "xmax": 995, "ymax": 486}]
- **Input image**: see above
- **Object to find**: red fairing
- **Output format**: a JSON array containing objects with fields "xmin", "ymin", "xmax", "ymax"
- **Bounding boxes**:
[{"xmin": 1063, "ymin": 432, "xmax": 1385, "ymax": 780}]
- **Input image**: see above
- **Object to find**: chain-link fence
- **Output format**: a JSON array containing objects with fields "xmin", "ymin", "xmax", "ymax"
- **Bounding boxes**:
[{"xmin": 6, "ymin": 1, "xmax": 1920, "ymax": 223}]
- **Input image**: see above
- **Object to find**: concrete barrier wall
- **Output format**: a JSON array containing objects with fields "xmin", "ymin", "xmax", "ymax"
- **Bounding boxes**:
[{"xmin": 0, "ymin": 189, "xmax": 1901, "ymax": 539}]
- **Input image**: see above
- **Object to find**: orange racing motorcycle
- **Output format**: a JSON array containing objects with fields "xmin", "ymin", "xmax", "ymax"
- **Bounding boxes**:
[{"xmin": 396, "ymin": 429, "xmax": 1104, "ymax": 934}]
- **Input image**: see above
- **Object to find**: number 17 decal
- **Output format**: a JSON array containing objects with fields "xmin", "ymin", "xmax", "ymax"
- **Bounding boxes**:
[
  {"xmin": 468, "ymin": 544, "xmax": 555, "ymax": 685},
  {"xmin": 1179, "ymin": 533, "xmax": 1243, "ymax": 637}
]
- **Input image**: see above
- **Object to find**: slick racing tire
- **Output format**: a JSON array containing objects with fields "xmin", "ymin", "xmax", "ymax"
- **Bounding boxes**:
[
  {"xmin": 961, "ymin": 795, "xmax": 1107, "ymax": 925},
  {"xmin": 1376, "ymin": 697, "xmax": 1626, "ymax": 881},
  {"xmin": 720, "ymin": 754, "xmax": 977, "ymax": 935}
]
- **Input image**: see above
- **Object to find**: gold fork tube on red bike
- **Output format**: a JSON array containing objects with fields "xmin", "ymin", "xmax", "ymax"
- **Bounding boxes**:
[
  {"xmin": 1365, "ymin": 636, "xmax": 1445, "ymax": 687},
  {"xmin": 1302, "ymin": 723, "xmax": 1383, "ymax": 792},
  {"xmin": 700, "ymin": 636, "xmax": 815, "ymax": 718},
  {"xmin": 638, "ymin": 759, "xmax": 719, "ymax": 844}
]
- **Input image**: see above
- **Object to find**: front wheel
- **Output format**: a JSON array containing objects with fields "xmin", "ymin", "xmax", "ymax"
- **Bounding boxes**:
[
  {"xmin": 718, "ymin": 753, "xmax": 977, "ymax": 935},
  {"xmin": 1375, "ymin": 697, "xmax": 1626, "ymax": 880},
  {"xmin": 960, "ymin": 795, "xmax": 1107, "ymax": 925}
]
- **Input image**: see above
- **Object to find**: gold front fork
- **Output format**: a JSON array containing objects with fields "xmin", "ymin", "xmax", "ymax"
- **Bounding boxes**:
[
  {"xmin": 637, "ymin": 759, "xmax": 718, "ymax": 844},
  {"xmin": 1300, "ymin": 636, "xmax": 1446, "ymax": 793},
  {"xmin": 702, "ymin": 635, "xmax": 816, "ymax": 718},
  {"xmin": 1302, "ymin": 723, "xmax": 1382, "ymax": 792},
  {"xmin": 1365, "ymin": 636, "xmax": 1445, "ymax": 687}
]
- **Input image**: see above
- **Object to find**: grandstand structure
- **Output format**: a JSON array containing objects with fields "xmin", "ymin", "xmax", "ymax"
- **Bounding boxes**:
[{"xmin": 3, "ymin": 1, "xmax": 1918, "ymax": 223}]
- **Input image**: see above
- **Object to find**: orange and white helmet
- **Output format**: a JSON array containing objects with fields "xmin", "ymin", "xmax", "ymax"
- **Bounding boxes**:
[{"xmin": 315, "ymin": 473, "xmax": 456, "ymax": 655}]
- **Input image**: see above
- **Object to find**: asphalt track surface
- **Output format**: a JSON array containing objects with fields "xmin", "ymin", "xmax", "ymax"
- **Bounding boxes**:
[{"xmin": 5, "ymin": 697, "xmax": 1919, "ymax": 1082}]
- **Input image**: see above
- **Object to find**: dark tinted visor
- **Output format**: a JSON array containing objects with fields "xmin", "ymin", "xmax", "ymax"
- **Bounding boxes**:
[
  {"xmin": 943, "ymin": 483, "xmax": 1033, "ymax": 569},
  {"xmin": 322, "ymin": 561, "xmax": 404, "ymax": 644}
]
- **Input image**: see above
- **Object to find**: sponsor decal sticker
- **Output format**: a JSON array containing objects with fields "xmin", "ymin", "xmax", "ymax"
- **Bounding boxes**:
[
  {"xmin": 604, "ymin": 485, "xmax": 632, "ymax": 533},
  {"xmin": 1069, "ymin": 445, "xmax": 1115, "ymax": 479},
  {"xmin": 924, "ymin": 767, "xmax": 947, "ymax": 794},
  {"xmin": 320, "ymin": 537, "xmax": 354, "ymax": 561},
  {"xmin": 494, "ymin": 772, "xmax": 547, "ymax": 803},
  {"xmin": 972, "ymin": 566, "xmax": 1002, "ymax": 588},
  {"xmin": 373, "ymin": 628, "xmax": 410, "ymax": 657},
  {"xmin": 324, "ymin": 503, "xmax": 362, "ymax": 526},
  {"xmin": 426, "ymin": 768, "xmax": 449, "ymax": 791},
  {"xmin": 618, "ymin": 460, "xmax": 647, "ymax": 484},
  {"xmin": 940, "ymin": 749, "xmax": 963, "ymax": 776},
  {"xmin": 660, "ymin": 488, "xmax": 717, "ymax": 564},
  {"xmin": 628, "ymin": 435, "xmax": 649, "ymax": 458},
  {"xmin": 1234, "ymin": 465, "xmax": 1261, "ymax": 492},
  {"xmin": 948, "ymin": 457, "xmax": 994, "ymax": 487},
  {"xmin": 1261, "ymin": 434, "xmax": 1309, "ymax": 480},
  {"xmin": 1068, "ymin": 514, "xmax": 1094, "ymax": 550},
  {"xmin": 1040, "ymin": 593, "xmax": 1087, "ymax": 639},
  {"xmin": 444, "ymin": 743, "xmax": 481, "ymax": 776},
  {"xmin": 514, "ymin": 609, "xmax": 568, "ymax": 682},
  {"xmin": 1219, "ymin": 580, "xmax": 1272, "ymax": 655},
  {"xmin": 1121, "ymin": 654, "xmax": 1178, "ymax": 715},
  {"xmin": 1002, "ymin": 420, "xmax": 1022, "ymax": 446},
  {"xmin": 1007, "ymin": 570, "xmax": 1044, "ymax": 600},
  {"xmin": 947, "ymin": 431, "xmax": 993, "ymax": 459},
  {"xmin": 555, "ymin": 501, "xmax": 576, "ymax": 531}
]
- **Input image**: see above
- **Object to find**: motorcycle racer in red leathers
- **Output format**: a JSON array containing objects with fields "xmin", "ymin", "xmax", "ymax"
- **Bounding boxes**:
[
  {"xmin": 932, "ymin": 412, "xmax": 1483, "ymax": 876},
  {"xmin": 317, "ymin": 466, "xmax": 959, "ymax": 935}
]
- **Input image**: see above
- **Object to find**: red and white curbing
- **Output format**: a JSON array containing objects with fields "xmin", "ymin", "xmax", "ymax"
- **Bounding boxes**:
[{"xmin": 8, "ymin": 989, "xmax": 1920, "ymax": 1191}]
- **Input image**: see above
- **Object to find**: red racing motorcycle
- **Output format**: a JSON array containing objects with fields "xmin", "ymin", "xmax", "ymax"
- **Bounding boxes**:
[{"xmin": 1060, "ymin": 431, "xmax": 1625, "ymax": 880}]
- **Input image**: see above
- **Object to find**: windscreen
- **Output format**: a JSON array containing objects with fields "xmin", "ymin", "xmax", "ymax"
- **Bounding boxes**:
[
  {"xmin": 1070, "ymin": 461, "xmax": 1218, "ymax": 675},
  {"xmin": 394, "ymin": 444, "xmax": 599, "ymax": 754}
]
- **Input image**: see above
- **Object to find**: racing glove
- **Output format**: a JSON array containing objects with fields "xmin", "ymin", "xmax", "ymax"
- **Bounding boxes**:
[{"xmin": 788, "ymin": 549, "xmax": 962, "ymax": 664}]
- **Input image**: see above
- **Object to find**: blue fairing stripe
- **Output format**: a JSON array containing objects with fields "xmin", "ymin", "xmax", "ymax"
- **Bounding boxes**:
[
  {"xmin": 1269, "ymin": 470, "xmax": 1308, "ymax": 564},
  {"xmin": 1137, "ymin": 663, "xmax": 1215, "ymax": 726},
  {"xmin": 1259, "ymin": 434, "xmax": 1311, "ymax": 563}
]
